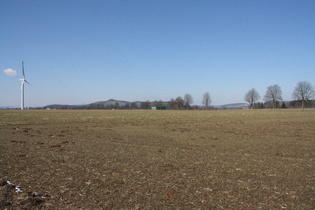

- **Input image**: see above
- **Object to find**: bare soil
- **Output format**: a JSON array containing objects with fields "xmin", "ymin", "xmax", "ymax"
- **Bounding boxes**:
[{"xmin": 0, "ymin": 109, "xmax": 314, "ymax": 209}]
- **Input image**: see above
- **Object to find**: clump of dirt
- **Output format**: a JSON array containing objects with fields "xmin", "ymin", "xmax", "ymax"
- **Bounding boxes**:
[{"xmin": 0, "ymin": 180, "xmax": 51, "ymax": 209}]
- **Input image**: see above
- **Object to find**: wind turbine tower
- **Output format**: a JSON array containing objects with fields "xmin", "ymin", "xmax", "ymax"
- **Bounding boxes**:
[{"xmin": 19, "ymin": 61, "xmax": 30, "ymax": 110}]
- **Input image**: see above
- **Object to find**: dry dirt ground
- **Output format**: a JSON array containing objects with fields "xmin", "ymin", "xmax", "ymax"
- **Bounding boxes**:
[{"xmin": 0, "ymin": 109, "xmax": 314, "ymax": 209}]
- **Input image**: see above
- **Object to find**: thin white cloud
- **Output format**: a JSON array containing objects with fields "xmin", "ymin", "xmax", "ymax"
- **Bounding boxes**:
[{"xmin": 3, "ymin": 68, "xmax": 17, "ymax": 76}]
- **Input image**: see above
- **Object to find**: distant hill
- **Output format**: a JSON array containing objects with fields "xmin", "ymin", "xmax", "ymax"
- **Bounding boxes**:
[
  {"xmin": 90, "ymin": 99, "xmax": 132, "ymax": 107},
  {"xmin": 44, "ymin": 99, "xmax": 142, "ymax": 109},
  {"xmin": 216, "ymin": 103, "xmax": 249, "ymax": 109},
  {"xmin": 0, "ymin": 106, "xmax": 19, "ymax": 109},
  {"xmin": 44, "ymin": 99, "xmax": 249, "ymax": 110},
  {"xmin": 43, "ymin": 104, "xmax": 80, "ymax": 109}
]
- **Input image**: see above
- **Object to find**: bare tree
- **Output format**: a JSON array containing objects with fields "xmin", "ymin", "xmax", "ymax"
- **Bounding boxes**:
[
  {"xmin": 140, "ymin": 101, "xmax": 151, "ymax": 109},
  {"xmin": 202, "ymin": 92, "xmax": 212, "ymax": 110},
  {"xmin": 264, "ymin": 84, "xmax": 283, "ymax": 109},
  {"xmin": 153, "ymin": 100, "xmax": 165, "ymax": 108},
  {"xmin": 184, "ymin": 94, "xmax": 193, "ymax": 110},
  {"xmin": 175, "ymin": 96, "xmax": 184, "ymax": 110},
  {"xmin": 168, "ymin": 98, "xmax": 176, "ymax": 109},
  {"xmin": 244, "ymin": 88, "xmax": 260, "ymax": 110},
  {"xmin": 130, "ymin": 102, "xmax": 139, "ymax": 109},
  {"xmin": 292, "ymin": 81, "xmax": 315, "ymax": 110}
]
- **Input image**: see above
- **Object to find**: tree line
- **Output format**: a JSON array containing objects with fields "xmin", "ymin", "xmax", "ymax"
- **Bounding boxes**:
[
  {"xmin": 139, "ymin": 81, "xmax": 315, "ymax": 110},
  {"xmin": 44, "ymin": 81, "xmax": 314, "ymax": 110},
  {"xmin": 245, "ymin": 81, "xmax": 315, "ymax": 110}
]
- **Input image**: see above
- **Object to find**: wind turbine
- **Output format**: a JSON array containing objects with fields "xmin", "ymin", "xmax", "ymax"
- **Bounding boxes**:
[{"xmin": 19, "ymin": 61, "xmax": 30, "ymax": 110}]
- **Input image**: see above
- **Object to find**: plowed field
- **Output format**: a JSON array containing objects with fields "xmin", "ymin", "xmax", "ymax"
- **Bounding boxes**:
[{"xmin": 1, "ymin": 109, "xmax": 314, "ymax": 209}]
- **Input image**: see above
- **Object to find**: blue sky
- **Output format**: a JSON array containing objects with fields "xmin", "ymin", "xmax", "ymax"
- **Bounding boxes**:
[{"xmin": 1, "ymin": 0, "xmax": 314, "ymax": 107}]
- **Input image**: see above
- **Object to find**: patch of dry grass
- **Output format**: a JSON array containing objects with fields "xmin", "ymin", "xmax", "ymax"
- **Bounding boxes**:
[{"xmin": 0, "ymin": 109, "xmax": 314, "ymax": 209}]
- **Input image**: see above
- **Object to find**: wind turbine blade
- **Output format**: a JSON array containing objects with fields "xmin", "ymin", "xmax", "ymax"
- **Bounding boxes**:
[
  {"xmin": 22, "ymin": 61, "xmax": 25, "ymax": 79},
  {"xmin": 25, "ymin": 80, "xmax": 31, "ymax": 85}
]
